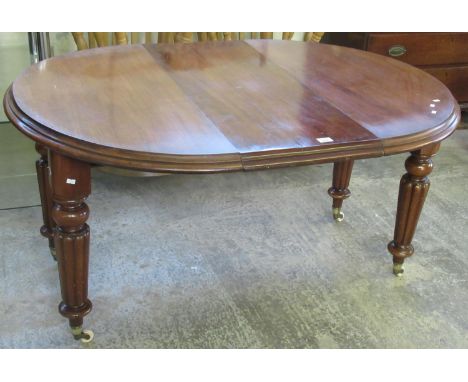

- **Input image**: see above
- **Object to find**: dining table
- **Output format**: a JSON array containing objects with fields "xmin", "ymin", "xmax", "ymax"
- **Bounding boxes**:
[{"xmin": 3, "ymin": 39, "xmax": 460, "ymax": 342}]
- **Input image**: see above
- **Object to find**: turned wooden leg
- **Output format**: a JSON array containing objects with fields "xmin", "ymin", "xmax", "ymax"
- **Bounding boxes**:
[
  {"xmin": 50, "ymin": 151, "xmax": 94, "ymax": 342},
  {"xmin": 35, "ymin": 144, "xmax": 56, "ymax": 260},
  {"xmin": 328, "ymin": 159, "xmax": 354, "ymax": 222},
  {"xmin": 388, "ymin": 143, "xmax": 440, "ymax": 276}
]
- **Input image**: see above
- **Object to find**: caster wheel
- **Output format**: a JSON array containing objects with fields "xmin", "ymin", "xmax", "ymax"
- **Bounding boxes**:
[
  {"xmin": 393, "ymin": 263, "xmax": 404, "ymax": 277},
  {"xmin": 81, "ymin": 329, "xmax": 94, "ymax": 343},
  {"xmin": 332, "ymin": 208, "xmax": 344, "ymax": 222},
  {"xmin": 71, "ymin": 326, "xmax": 94, "ymax": 343}
]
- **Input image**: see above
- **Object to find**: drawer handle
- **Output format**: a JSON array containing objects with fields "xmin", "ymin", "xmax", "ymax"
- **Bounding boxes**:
[{"xmin": 388, "ymin": 45, "xmax": 407, "ymax": 57}]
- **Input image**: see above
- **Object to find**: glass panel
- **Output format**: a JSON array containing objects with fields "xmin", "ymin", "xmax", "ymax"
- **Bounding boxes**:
[{"xmin": 0, "ymin": 33, "xmax": 30, "ymax": 122}]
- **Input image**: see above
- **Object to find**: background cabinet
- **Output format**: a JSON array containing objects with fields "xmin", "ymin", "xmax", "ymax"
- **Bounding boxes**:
[{"xmin": 324, "ymin": 32, "xmax": 468, "ymax": 110}]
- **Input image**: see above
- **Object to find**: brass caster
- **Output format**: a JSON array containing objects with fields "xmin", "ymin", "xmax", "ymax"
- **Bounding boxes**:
[
  {"xmin": 71, "ymin": 326, "xmax": 94, "ymax": 343},
  {"xmin": 50, "ymin": 247, "xmax": 57, "ymax": 262},
  {"xmin": 393, "ymin": 263, "xmax": 404, "ymax": 277},
  {"xmin": 332, "ymin": 208, "xmax": 344, "ymax": 222}
]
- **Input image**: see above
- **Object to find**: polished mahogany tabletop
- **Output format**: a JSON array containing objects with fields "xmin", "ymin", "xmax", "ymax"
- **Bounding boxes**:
[
  {"xmin": 2, "ymin": 39, "xmax": 462, "ymax": 342},
  {"xmin": 4, "ymin": 40, "xmax": 460, "ymax": 173}
]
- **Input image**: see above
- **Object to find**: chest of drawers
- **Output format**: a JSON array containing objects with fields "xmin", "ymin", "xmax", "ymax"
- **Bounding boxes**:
[{"xmin": 324, "ymin": 32, "xmax": 468, "ymax": 110}]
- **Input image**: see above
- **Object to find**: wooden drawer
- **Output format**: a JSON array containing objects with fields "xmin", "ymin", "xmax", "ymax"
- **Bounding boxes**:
[
  {"xmin": 367, "ymin": 33, "xmax": 468, "ymax": 66},
  {"xmin": 424, "ymin": 65, "xmax": 468, "ymax": 103}
]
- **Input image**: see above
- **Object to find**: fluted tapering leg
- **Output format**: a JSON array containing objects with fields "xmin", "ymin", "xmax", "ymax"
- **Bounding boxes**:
[
  {"xmin": 35, "ymin": 144, "xmax": 56, "ymax": 260},
  {"xmin": 328, "ymin": 159, "xmax": 354, "ymax": 221},
  {"xmin": 388, "ymin": 143, "xmax": 440, "ymax": 276},
  {"xmin": 50, "ymin": 151, "xmax": 93, "ymax": 342}
]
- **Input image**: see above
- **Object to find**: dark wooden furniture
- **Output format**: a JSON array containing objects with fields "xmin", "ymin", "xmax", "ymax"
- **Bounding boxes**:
[
  {"xmin": 3, "ymin": 40, "xmax": 460, "ymax": 342},
  {"xmin": 324, "ymin": 32, "xmax": 468, "ymax": 110}
]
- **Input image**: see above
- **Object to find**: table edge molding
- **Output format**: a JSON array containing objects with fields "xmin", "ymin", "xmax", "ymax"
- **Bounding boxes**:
[{"xmin": 3, "ymin": 85, "xmax": 461, "ymax": 173}]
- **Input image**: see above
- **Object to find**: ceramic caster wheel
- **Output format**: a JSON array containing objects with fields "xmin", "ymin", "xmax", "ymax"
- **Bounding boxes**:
[
  {"xmin": 393, "ymin": 263, "xmax": 404, "ymax": 277},
  {"xmin": 80, "ymin": 329, "xmax": 94, "ymax": 343},
  {"xmin": 332, "ymin": 208, "xmax": 344, "ymax": 222},
  {"xmin": 71, "ymin": 326, "xmax": 94, "ymax": 343}
]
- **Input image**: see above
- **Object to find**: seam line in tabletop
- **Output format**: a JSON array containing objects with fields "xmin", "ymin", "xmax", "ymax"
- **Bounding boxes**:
[
  {"xmin": 244, "ymin": 40, "xmax": 460, "ymax": 155},
  {"xmin": 142, "ymin": 44, "xmax": 243, "ymax": 156},
  {"xmin": 144, "ymin": 41, "xmax": 383, "ymax": 163},
  {"xmin": 11, "ymin": 44, "xmax": 241, "ymax": 159},
  {"xmin": 4, "ymin": 87, "xmax": 244, "ymax": 173},
  {"xmin": 242, "ymin": 41, "xmax": 382, "ymax": 146},
  {"xmin": 247, "ymin": 40, "xmax": 376, "ymax": 131}
]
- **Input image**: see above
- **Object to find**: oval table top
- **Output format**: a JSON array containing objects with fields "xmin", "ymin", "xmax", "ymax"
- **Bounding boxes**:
[{"xmin": 4, "ymin": 40, "xmax": 460, "ymax": 173}]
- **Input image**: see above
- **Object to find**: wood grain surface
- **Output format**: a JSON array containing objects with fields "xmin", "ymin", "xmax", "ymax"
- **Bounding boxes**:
[
  {"xmin": 4, "ymin": 40, "xmax": 460, "ymax": 173},
  {"xmin": 366, "ymin": 32, "xmax": 468, "ymax": 67}
]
